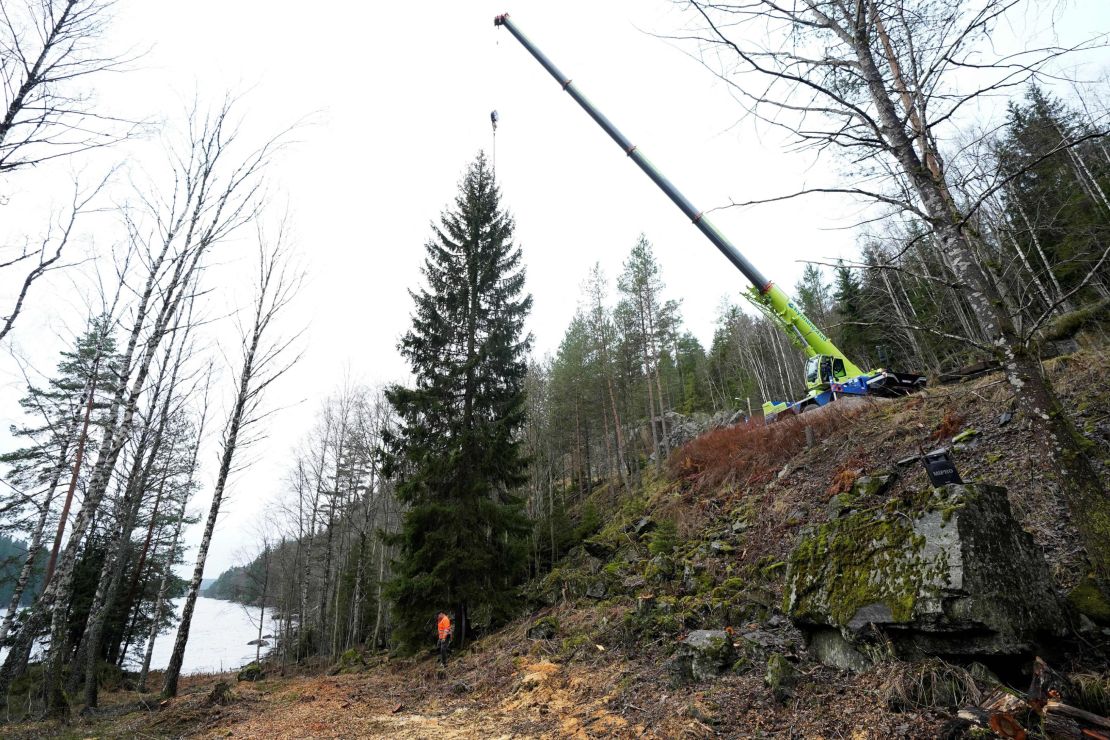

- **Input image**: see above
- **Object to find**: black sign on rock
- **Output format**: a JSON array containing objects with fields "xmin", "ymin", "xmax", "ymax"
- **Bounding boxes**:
[{"xmin": 923, "ymin": 448, "xmax": 962, "ymax": 487}]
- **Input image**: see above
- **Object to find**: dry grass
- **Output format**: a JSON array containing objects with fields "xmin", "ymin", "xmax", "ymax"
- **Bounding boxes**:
[
  {"xmin": 668, "ymin": 403, "xmax": 868, "ymax": 494},
  {"xmin": 879, "ymin": 659, "xmax": 982, "ymax": 712},
  {"xmin": 932, "ymin": 407, "xmax": 966, "ymax": 440},
  {"xmin": 1071, "ymin": 672, "xmax": 1110, "ymax": 716}
]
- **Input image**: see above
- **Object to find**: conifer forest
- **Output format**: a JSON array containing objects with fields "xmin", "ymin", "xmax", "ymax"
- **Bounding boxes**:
[{"xmin": 0, "ymin": 1, "xmax": 1108, "ymax": 737}]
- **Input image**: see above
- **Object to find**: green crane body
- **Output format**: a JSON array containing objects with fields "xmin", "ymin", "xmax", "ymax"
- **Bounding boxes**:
[{"xmin": 494, "ymin": 13, "xmax": 924, "ymax": 417}]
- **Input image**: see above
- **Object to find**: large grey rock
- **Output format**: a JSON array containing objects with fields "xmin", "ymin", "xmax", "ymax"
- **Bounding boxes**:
[
  {"xmin": 664, "ymin": 410, "xmax": 747, "ymax": 450},
  {"xmin": 667, "ymin": 630, "xmax": 735, "ymax": 686},
  {"xmin": 785, "ymin": 483, "xmax": 1064, "ymax": 663},
  {"xmin": 806, "ymin": 628, "xmax": 872, "ymax": 672},
  {"xmin": 765, "ymin": 653, "xmax": 800, "ymax": 701},
  {"xmin": 585, "ymin": 580, "xmax": 608, "ymax": 600},
  {"xmin": 526, "ymin": 616, "xmax": 559, "ymax": 640}
]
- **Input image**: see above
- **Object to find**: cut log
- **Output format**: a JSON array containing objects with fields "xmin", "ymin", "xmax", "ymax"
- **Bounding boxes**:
[
  {"xmin": 955, "ymin": 690, "xmax": 1035, "ymax": 739},
  {"xmin": 938, "ymin": 360, "xmax": 1000, "ymax": 384},
  {"xmin": 983, "ymin": 688, "xmax": 1029, "ymax": 714},
  {"xmin": 989, "ymin": 712, "xmax": 1028, "ymax": 739},
  {"xmin": 1042, "ymin": 701, "xmax": 1110, "ymax": 740},
  {"xmin": 957, "ymin": 707, "xmax": 991, "ymax": 725}
]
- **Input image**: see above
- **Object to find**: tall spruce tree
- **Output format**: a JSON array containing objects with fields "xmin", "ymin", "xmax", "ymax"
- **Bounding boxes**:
[{"xmin": 385, "ymin": 153, "xmax": 532, "ymax": 652}]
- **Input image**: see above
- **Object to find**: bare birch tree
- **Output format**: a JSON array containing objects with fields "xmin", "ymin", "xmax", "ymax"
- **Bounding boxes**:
[
  {"xmin": 0, "ymin": 0, "xmax": 137, "ymax": 341},
  {"xmin": 0, "ymin": 0, "xmax": 135, "ymax": 173},
  {"xmin": 0, "ymin": 97, "xmax": 281, "ymax": 711},
  {"xmin": 162, "ymin": 218, "xmax": 303, "ymax": 698}
]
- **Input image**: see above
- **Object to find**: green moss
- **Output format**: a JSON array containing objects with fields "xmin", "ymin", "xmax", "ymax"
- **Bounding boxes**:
[
  {"xmin": 760, "ymin": 561, "xmax": 786, "ymax": 580},
  {"xmin": 719, "ymin": 577, "xmax": 745, "ymax": 593},
  {"xmin": 951, "ymin": 429, "xmax": 979, "ymax": 444},
  {"xmin": 619, "ymin": 608, "xmax": 681, "ymax": 646},
  {"xmin": 237, "ymin": 662, "xmax": 263, "ymax": 682},
  {"xmin": 692, "ymin": 571, "xmax": 714, "ymax": 594},
  {"xmin": 765, "ymin": 653, "xmax": 799, "ymax": 701},
  {"xmin": 785, "ymin": 502, "xmax": 935, "ymax": 627},
  {"xmin": 851, "ymin": 472, "xmax": 896, "ymax": 499},
  {"xmin": 644, "ymin": 555, "xmax": 675, "ymax": 584},
  {"xmin": 698, "ymin": 635, "xmax": 734, "ymax": 665},
  {"xmin": 537, "ymin": 564, "xmax": 589, "ymax": 602},
  {"xmin": 335, "ymin": 648, "xmax": 365, "ymax": 674},
  {"xmin": 560, "ymin": 634, "xmax": 590, "ymax": 657},
  {"xmin": 1042, "ymin": 298, "xmax": 1110, "ymax": 341},
  {"xmin": 1068, "ymin": 573, "xmax": 1110, "ymax": 624}
]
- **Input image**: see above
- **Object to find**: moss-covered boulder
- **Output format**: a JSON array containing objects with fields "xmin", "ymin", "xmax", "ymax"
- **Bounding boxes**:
[
  {"xmin": 1068, "ymin": 573, "xmax": 1110, "ymax": 624},
  {"xmin": 667, "ymin": 629, "xmax": 736, "ymax": 686},
  {"xmin": 526, "ymin": 616, "xmax": 559, "ymax": 640},
  {"xmin": 852, "ymin": 471, "xmax": 897, "ymax": 499},
  {"xmin": 785, "ymin": 483, "xmax": 1063, "ymax": 662},
  {"xmin": 765, "ymin": 653, "xmax": 800, "ymax": 701},
  {"xmin": 334, "ymin": 648, "xmax": 365, "ymax": 674},
  {"xmin": 236, "ymin": 662, "xmax": 263, "ymax": 682}
]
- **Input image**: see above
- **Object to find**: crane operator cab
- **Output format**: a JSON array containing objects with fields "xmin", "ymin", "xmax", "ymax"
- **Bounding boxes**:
[{"xmin": 805, "ymin": 354, "xmax": 848, "ymax": 393}]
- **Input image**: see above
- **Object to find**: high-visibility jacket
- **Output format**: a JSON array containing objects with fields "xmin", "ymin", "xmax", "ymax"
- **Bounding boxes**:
[{"xmin": 438, "ymin": 615, "xmax": 452, "ymax": 640}]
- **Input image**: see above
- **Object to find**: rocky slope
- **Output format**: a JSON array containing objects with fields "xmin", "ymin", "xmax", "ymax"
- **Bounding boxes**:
[{"xmin": 8, "ymin": 346, "xmax": 1110, "ymax": 739}]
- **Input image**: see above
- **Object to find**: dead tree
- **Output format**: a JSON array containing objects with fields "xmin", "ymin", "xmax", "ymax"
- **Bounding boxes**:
[{"xmin": 162, "ymin": 218, "xmax": 303, "ymax": 699}]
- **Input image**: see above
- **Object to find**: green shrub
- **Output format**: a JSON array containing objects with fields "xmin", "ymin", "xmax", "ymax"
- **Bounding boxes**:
[
  {"xmin": 573, "ymin": 501, "xmax": 602, "ymax": 541},
  {"xmin": 648, "ymin": 519, "xmax": 678, "ymax": 556}
]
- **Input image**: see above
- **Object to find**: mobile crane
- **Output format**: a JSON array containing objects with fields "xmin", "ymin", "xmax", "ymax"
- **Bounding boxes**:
[{"xmin": 494, "ymin": 13, "xmax": 925, "ymax": 418}]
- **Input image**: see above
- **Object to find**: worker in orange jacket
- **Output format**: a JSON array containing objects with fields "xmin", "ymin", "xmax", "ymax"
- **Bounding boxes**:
[{"xmin": 436, "ymin": 612, "xmax": 453, "ymax": 667}]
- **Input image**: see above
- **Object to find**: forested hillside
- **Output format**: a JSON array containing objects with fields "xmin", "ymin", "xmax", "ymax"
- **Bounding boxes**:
[
  {"xmin": 1, "ymin": 0, "xmax": 1108, "ymax": 737},
  {"xmin": 211, "ymin": 84, "xmax": 1110, "ymax": 654}
]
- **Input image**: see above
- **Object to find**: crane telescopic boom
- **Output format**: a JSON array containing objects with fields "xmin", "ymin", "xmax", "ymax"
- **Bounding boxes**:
[{"xmin": 494, "ymin": 12, "xmax": 925, "ymax": 414}]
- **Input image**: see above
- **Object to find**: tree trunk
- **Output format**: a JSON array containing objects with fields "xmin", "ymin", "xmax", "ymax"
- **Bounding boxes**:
[
  {"xmin": 42, "ymin": 357, "xmax": 100, "ymax": 587},
  {"xmin": 854, "ymin": 14, "xmax": 1110, "ymax": 590},
  {"xmin": 0, "ymin": 421, "xmax": 76, "ymax": 645},
  {"xmin": 162, "ymin": 326, "xmax": 260, "ymax": 698}
]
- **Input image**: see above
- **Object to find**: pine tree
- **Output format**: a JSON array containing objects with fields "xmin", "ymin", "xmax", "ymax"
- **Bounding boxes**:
[
  {"xmin": 0, "ymin": 316, "xmax": 118, "ymax": 645},
  {"xmin": 617, "ymin": 235, "xmax": 677, "ymax": 468},
  {"xmin": 385, "ymin": 153, "xmax": 532, "ymax": 652},
  {"xmin": 996, "ymin": 86, "xmax": 1110, "ymax": 303},
  {"xmin": 1, "ymin": 315, "xmax": 118, "ymax": 513}
]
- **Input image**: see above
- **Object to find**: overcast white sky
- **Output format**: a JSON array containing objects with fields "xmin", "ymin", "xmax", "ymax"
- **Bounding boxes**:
[{"xmin": 1, "ymin": 1, "xmax": 1107, "ymax": 574}]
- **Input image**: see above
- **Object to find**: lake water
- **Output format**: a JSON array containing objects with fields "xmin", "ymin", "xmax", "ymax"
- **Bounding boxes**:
[
  {"xmin": 1, "ymin": 596, "xmax": 275, "ymax": 676},
  {"xmin": 137, "ymin": 595, "xmax": 277, "ymax": 674}
]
